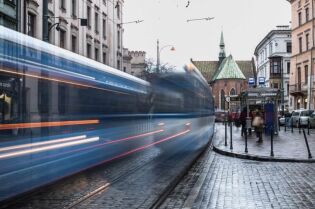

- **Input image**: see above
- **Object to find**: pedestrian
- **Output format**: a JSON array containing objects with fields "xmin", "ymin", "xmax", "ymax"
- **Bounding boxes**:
[{"xmin": 252, "ymin": 111, "xmax": 264, "ymax": 142}]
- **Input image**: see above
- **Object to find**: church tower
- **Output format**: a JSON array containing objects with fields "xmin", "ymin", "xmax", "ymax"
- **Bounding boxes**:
[{"xmin": 218, "ymin": 31, "xmax": 226, "ymax": 64}]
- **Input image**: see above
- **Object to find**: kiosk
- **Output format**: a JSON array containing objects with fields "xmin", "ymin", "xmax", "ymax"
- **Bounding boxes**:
[{"xmin": 240, "ymin": 87, "xmax": 280, "ymax": 135}]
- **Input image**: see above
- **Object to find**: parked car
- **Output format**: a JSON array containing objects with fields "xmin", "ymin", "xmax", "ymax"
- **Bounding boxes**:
[
  {"xmin": 291, "ymin": 109, "xmax": 314, "ymax": 127},
  {"xmin": 309, "ymin": 112, "xmax": 315, "ymax": 128},
  {"xmin": 279, "ymin": 116, "xmax": 285, "ymax": 126},
  {"xmin": 279, "ymin": 112, "xmax": 292, "ymax": 126},
  {"xmin": 215, "ymin": 110, "xmax": 227, "ymax": 122}
]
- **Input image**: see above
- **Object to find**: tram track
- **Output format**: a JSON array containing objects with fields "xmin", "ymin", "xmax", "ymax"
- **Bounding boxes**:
[{"xmin": 64, "ymin": 129, "xmax": 191, "ymax": 209}]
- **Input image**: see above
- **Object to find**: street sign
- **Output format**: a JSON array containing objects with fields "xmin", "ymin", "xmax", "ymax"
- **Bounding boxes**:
[
  {"xmin": 248, "ymin": 77, "xmax": 255, "ymax": 85},
  {"xmin": 225, "ymin": 96, "xmax": 230, "ymax": 103},
  {"xmin": 258, "ymin": 77, "xmax": 265, "ymax": 85}
]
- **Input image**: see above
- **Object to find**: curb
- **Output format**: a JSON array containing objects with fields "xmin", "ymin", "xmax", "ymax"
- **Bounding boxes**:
[{"xmin": 213, "ymin": 145, "xmax": 315, "ymax": 163}]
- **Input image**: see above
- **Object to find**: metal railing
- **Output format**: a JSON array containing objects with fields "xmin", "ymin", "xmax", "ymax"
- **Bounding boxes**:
[{"xmin": 289, "ymin": 82, "xmax": 308, "ymax": 94}]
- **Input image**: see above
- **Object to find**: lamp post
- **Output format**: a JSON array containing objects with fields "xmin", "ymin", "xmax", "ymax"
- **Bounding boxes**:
[{"xmin": 156, "ymin": 39, "xmax": 175, "ymax": 73}]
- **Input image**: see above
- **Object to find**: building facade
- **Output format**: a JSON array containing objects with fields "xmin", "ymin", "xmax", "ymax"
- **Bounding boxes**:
[
  {"xmin": 0, "ymin": 0, "xmax": 20, "ymax": 31},
  {"xmin": 192, "ymin": 32, "xmax": 256, "ymax": 111},
  {"xmin": 11, "ymin": 0, "xmax": 124, "ymax": 70},
  {"xmin": 289, "ymin": 0, "xmax": 315, "ymax": 110},
  {"xmin": 254, "ymin": 26, "xmax": 292, "ymax": 111}
]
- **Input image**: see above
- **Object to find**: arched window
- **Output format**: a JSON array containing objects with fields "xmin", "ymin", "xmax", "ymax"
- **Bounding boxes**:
[
  {"xmin": 220, "ymin": 89, "xmax": 225, "ymax": 110},
  {"xmin": 230, "ymin": 88, "xmax": 236, "ymax": 95}
]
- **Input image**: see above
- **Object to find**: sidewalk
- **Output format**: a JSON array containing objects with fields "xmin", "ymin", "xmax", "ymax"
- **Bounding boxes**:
[{"xmin": 213, "ymin": 123, "xmax": 315, "ymax": 162}]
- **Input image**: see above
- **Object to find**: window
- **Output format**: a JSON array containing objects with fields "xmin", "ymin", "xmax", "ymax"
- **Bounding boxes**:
[
  {"xmin": 299, "ymin": 37, "xmax": 302, "ymax": 53},
  {"xmin": 95, "ymin": 12, "xmax": 99, "ymax": 33},
  {"xmin": 27, "ymin": 12, "xmax": 36, "ymax": 37},
  {"xmin": 230, "ymin": 88, "xmax": 236, "ymax": 95},
  {"xmin": 103, "ymin": 52, "xmax": 107, "ymax": 64},
  {"xmin": 48, "ymin": 22, "xmax": 52, "ymax": 43},
  {"xmin": 306, "ymin": 34, "xmax": 310, "ymax": 50},
  {"xmin": 87, "ymin": 43, "xmax": 91, "ymax": 58},
  {"xmin": 87, "ymin": 6, "xmax": 91, "ymax": 28},
  {"xmin": 220, "ymin": 89, "xmax": 225, "ymax": 110},
  {"xmin": 287, "ymin": 62, "xmax": 290, "ymax": 74},
  {"xmin": 116, "ymin": 3, "xmax": 120, "ymax": 19},
  {"xmin": 298, "ymin": 67, "xmax": 301, "ymax": 87},
  {"xmin": 60, "ymin": 0, "xmax": 66, "ymax": 10},
  {"xmin": 123, "ymin": 67, "xmax": 126, "ymax": 72},
  {"xmin": 117, "ymin": 30, "xmax": 120, "ymax": 49},
  {"xmin": 306, "ymin": 8, "xmax": 309, "ymax": 22},
  {"xmin": 298, "ymin": 12, "xmax": 302, "ymax": 26},
  {"xmin": 60, "ymin": 29, "xmax": 66, "ymax": 49},
  {"xmin": 102, "ymin": 17, "xmax": 106, "ymax": 39},
  {"xmin": 287, "ymin": 83, "xmax": 289, "ymax": 96},
  {"xmin": 273, "ymin": 83, "xmax": 279, "ymax": 89},
  {"xmin": 117, "ymin": 59, "xmax": 121, "ymax": 69},
  {"xmin": 71, "ymin": 35, "xmax": 77, "ymax": 52},
  {"xmin": 71, "ymin": 0, "xmax": 76, "ymax": 17},
  {"xmin": 95, "ymin": 48, "xmax": 99, "ymax": 61},
  {"xmin": 305, "ymin": 65, "xmax": 308, "ymax": 84},
  {"xmin": 286, "ymin": 42, "xmax": 291, "ymax": 53},
  {"xmin": 270, "ymin": 57, "xmax": 281, "ymax": 75}
]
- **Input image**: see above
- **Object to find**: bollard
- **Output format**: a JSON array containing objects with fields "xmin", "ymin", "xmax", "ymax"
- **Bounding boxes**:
[
  {"xmin": 308, "ymin": 118, "xmax": 310, "ymax": 135},
  {"xmin": 245, "ymin": 127, "xmax": 248, "ymax": 153},
  {"xmin": 299, "ymin": 118, "xmax": 301, "ymax": 134},
  {"xmin": 270, "ymin": 126, "xmax": 274, "ymax": 157},
  {"xmin": 230, "ymin": 121, "xmax": 233, "ymax": 150},
  {"xmin": 291, "ymin": 118, "xmax": 294, "ymax": 133},
  {"xmin": 224, "ymin": 120, "xmax": 227, "ymax": 146},
  {"xmin": 302, "ymin": 129, "xmax": 312, "ymax": 159}
]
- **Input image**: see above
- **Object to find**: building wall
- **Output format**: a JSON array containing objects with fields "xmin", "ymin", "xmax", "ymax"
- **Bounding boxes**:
[
  {"xmin": 212, "ymin": 79, "xmax": 247, "ymax": 111},
  {"xmin": 0, "ymin": 0, "xmax": 19, "ymax": 30},
  {"xmin": 290, "ymin": 0, "xmax": 315, "ymax": 110},
  {"xmin": 255, "ymin": 27, "xmax": 292, "ymax": 111},
  {"xmin": 19, "ymin": 0, "xmax": 124, "ymax": 70},
  {"xmin": 129, "ymin": 51, "xmax": 146, "ymax": 78}
]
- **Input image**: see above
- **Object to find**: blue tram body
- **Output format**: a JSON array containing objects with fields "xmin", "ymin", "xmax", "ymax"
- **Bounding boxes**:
[{"xmin": 0, "ymin": 26, "xmax": 214, "ymax": 201}]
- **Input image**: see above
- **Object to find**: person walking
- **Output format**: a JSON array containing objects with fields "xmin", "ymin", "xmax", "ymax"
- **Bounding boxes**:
[{"xmin": 252, "ymin": 111, "xmax": 264, "ymax": 142}]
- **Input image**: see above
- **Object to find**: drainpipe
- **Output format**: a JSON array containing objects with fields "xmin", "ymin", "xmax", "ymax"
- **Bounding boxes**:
[
  {"xmin": 23, "ymin": 0, "xmax": 26, "ymax": 34},
  {"xmin": 310, "ymin": 0, "xmax": 314, "ymax": 109}
]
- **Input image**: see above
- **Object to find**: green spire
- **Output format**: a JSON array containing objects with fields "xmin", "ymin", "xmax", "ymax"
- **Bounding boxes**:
[
  {"xmin": 219, "ymin": 31, "xmax": 226, "ymax": 63},
  {"xmin": 220, "ymin": 31, "xmax": 225, "ymax": 46}
]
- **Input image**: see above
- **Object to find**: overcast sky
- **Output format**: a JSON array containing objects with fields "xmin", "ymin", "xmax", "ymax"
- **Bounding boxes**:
[{"xmin": 123, "ymin": 0, "xmax": 291, "ymax": 68}]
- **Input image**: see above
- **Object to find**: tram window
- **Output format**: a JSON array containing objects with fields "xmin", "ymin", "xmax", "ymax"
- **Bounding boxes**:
[{"xmin": 0, "ymin": 94, "xmax": 11, "ymax": 122}]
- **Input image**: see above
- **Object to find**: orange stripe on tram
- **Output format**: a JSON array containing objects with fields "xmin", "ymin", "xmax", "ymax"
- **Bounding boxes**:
[{"xmin": 0, "ymin": 120, "xmax": 99, "ymax": 130}]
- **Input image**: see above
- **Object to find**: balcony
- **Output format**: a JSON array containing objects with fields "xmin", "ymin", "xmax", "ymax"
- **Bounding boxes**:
[
  {"xmin": 269, "ymin": 73, "xmax": 282, "ymax": 79},
  {"xmin": 289, "ymin": 82, "xmax": 307, "ymax": 95}
]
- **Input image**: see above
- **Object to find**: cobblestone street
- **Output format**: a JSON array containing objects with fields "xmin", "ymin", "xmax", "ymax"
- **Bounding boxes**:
[{"xmin": 159, "ymin": 147, "xmax": 315, "ymax": 209}]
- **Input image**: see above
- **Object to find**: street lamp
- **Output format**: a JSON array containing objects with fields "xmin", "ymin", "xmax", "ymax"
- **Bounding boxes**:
[{"xmin": 156, "ymin": 39, "xmax": 175, "ymax": 73}]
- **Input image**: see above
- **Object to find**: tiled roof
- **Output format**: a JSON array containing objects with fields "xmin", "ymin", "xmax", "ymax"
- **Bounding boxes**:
[
  {"xmin": 236, "ymin": 60, "xmax": 255, "ymax": 79},
  {"xmin": 191, "ymin": 60, "xmax": 219, "ymax": 82},
  {"xmin": 212, "ymin": 55, "xmax": 246, "ymax": 81},
  {"xmin": 192, "ymin": 58, "xmax": 255, "ymax": 83}
]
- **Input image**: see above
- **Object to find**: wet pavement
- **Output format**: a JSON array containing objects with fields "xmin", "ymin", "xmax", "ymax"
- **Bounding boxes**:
[
  {"xmin": 160, "ymin": 146, "xmax": 315, "ymax": 209},
  {"xmin": 213, "ymin": 123, "xmax": 315, "ymax": 161},
  {"xmin": 2, "ymin": 123, "xmax": 315, "ymax": 209}
]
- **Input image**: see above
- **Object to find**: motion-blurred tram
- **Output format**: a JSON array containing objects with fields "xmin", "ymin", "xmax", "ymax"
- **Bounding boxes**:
[{"xmin": 0, "ymin": 26, "xmax": 215, "ymax": 201}]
